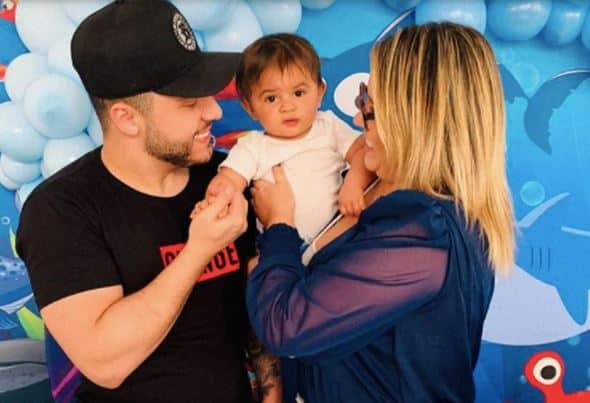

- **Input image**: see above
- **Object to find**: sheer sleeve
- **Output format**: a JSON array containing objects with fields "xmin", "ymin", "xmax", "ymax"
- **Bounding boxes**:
[{"xmin": 247, "ymin": 208, "xmax": 449, "ymax": 359}]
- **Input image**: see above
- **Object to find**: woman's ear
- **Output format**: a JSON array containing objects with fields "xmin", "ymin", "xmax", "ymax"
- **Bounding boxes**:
[{"xmin": 108, "ymin": 101, "xmax": 141, "ymax": 136}]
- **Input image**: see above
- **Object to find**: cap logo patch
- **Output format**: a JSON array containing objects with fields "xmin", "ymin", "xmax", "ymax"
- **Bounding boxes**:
[{"xmin": 172, "ymin": 13, "xmax": 196, "ymax": 51}]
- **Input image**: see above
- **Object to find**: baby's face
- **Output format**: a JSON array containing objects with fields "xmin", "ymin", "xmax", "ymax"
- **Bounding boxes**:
[{"xmin": 244, "ymin": 64, "xmax": 325, "ymax": 140}]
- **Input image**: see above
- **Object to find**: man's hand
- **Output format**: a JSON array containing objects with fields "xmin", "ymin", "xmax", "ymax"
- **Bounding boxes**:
[{"xmin": 188, "ymin": 187, "xmax": 248, "ymax": 258}]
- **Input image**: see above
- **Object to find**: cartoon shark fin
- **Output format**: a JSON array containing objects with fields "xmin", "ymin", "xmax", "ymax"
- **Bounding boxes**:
[
  {"xmin": 17, "ymin": 306, "xmax": 45, "ymax": 340},
  {"xmin": 498, "ymin": 64, "xmax": 528, "ymax": 103},
  {"xmin": 524, "ymin": 69, "xmax": 590, "ymax": 155},
  {"xmin": 555, "ymin": 283, "xmax": 589, "ymax": 326}
]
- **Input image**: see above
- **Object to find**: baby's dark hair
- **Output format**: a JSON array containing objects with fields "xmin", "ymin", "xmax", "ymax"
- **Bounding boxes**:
[{"xmin": 236, "ymin": 33, "xmax": 322, "ymax": 101}]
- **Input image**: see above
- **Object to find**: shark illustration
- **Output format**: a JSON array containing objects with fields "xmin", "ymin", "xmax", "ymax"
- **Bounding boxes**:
[
  {"xmin": 483, "ymin": 62, "xmax": 590, "ymax": 343},
  {"xmin": 0, "ymin": 255, "xmax": 37, "ymax": 335}
]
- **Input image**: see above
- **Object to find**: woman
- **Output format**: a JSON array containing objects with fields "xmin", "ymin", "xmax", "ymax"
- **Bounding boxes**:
[{"xmin": 247, "ymin": 22, "xmax": 515, "ymax": 403}]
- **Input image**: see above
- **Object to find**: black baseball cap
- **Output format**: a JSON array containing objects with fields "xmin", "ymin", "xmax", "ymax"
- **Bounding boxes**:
[{"xmin": 71, "ymin": 0, "xmax": 241, "ymax": 99}]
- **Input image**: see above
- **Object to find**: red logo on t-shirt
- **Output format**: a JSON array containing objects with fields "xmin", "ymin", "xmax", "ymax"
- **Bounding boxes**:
[{"xmin": 160, "ymin": 242, "xmax": 241, "ymax": 283}]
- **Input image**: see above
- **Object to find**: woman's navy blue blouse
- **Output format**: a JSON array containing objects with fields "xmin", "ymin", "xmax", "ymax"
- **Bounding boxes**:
[{"xmin": 247, "ymin": 190, "xmax": 495, "ymax": 403}]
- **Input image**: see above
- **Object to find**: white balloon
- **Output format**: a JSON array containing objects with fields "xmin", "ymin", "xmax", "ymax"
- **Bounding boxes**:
[
  {"xmin": 15, "ymin": 2, "xmax": 76, "ymax": 54},
  {"xmin": 23, "ymin": 74, "xmax": 92, "ymax": 139},
  {"xmin": 204, "ymin": 0, "xmax": 263, "ymax": 52},
  {"xmin": 0, "ymin": 169, "xmax": 21, "ymax": 191},
  {"xmin": 172, "ymin": 0, "xmax": 236, "ymax": 31},
  {"xmin": 0, "ymin": 154, "xmax": 41, "ymax": 184},
  {"xmin": 4, "ymin": 53, "xmax": 49, "ymax": 102},
  {"xmin": 42, "ymin": 134, "xmax": 96, "ymax": 178},
  {"xmin": 48, "ymin": 34, "xmax": 81, "ymax": 82},
  {"xmin": 60, "ymin": 0, "xmax": 110, "ymax": 24},
  {"xmin": 249, "ymin": 0, "xmax": 302, "ymax": 34},
  {"xmin": 0, "ymin": 102, "xmax": 48, "ymax": 163}
]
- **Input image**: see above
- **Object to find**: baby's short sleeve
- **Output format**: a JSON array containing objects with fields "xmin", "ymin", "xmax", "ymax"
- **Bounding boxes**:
[{"xmin": 219, "ymin": 131, "xmax": 262, "ymax": 183}]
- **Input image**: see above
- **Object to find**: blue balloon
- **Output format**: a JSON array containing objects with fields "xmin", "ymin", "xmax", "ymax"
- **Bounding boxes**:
[
  {"xmin": 60, "ymin": 0, "xmax": 111, "ymax": 24},
  {"xmin": 23, "ymin": 74, "xmax": 92, "ymax": 139},
  {"xmin": 0, "ymin": 102, "xmax": 48, "ymax": 162},
  {"xmin": 42, "ymin": 134, "xmax": 96, "ymax": 178},
  {"xmin": 0, "ymin": 169, "xmax": 20, "ymax": 191},
  {"xmin": 416, "ymin": 0, "xmax": 487, "ymax": 33},
  {"xmin": 249, "ymin": 0, "xmax": 302, "ymax": 34},
  {"xmin": 384, "ymin": 0, "xmax": 422, "ymax": 11},
  {"xmin": 542, "ymin": 1, "xmax": 588, "ymax": 46},
  {"xmin": 15, "ymin": 177, "xmax": 44, "ymax": 211},
  {"xmin": 487, "ymin": 0, "xmax": 552, "ymax": 41},
  {"xmin": 4, "ymin": 53, "xmax": 48, "ymax": 102},
  {"xmin": 87, "ymin": 112, "xmax": 103, "ymax": 146},
  {"xmin": 48, "ymin": 34, "xmax": 81, "ymax": 82},
  {"xmin": 171, "ymin": 0, "xmax": 235, "ymax": 31},
  {"xmin": 0, "ymin": 154, "xmax": 41, "ymax": 184},
  {"xmin": 204, "ymin": 0, "xmax": 263, "ymax": 52},
  {"xmin": 300, "ymin": 0, "xmax": 335, "ymax": 10},
  {"xmin": 15, "ymin": 2, "xmax": 76, "ymax": 54},
  {"xmin": 582, "ymin": 9, "xmax": 590, "ymax": 51}
]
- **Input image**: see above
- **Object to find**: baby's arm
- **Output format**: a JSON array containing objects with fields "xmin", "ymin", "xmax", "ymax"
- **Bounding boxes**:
[
  {"xmin": 338, "ymin": 136, "xmax": 376, "ymax": 216},
  {"xmin": 207, "ymin": 167, "xmax": 248, "ymax": 200},
  {"xmin": 193, "ymin": 168, "xmax": 249, "ymax": 219}
]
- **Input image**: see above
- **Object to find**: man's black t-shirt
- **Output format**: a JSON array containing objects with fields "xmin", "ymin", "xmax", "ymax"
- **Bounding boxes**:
[{"xmin": 16, "ymin": 149, "xmax": 257, "ymax": 402}]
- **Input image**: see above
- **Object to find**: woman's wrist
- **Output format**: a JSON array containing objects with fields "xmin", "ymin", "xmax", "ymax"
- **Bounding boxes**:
[{"xmin": 265, "ymin": 215, "xmax": 295, "ymax": 229}]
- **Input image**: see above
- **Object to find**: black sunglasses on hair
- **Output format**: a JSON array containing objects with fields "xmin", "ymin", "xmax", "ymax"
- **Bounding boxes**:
[{"xmin": 354, "ymin": 82, "xmax": 375, "ymax": 129}]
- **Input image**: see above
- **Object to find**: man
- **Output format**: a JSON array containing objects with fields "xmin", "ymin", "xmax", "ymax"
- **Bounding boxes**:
[{"xmin": 16, "ymin": 0, "xmax": 279, "ymax": 401}]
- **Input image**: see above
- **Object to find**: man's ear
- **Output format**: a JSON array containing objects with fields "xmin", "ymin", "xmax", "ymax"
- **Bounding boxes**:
[
  {"xmin": 241, "ymin": 99, "xmax": 258, "ymax": 121},
  {"xmin": 108, "ymin": 101, "xmax": 142, "ymax": 136}
]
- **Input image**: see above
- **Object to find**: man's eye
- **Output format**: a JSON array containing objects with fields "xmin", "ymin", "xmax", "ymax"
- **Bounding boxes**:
[
  {"xmin": 294, "ymin": 90, "xmax": 304, "ymax": 97},
  {"xmin": 265, "ymin": 95, "xmax": 276, "ymax": 103}
]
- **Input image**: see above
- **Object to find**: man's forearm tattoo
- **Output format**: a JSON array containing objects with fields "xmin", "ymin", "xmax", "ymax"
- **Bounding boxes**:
[{"xmin": 248, "ymin": 335, "xmax": 281, "ymax": 397}]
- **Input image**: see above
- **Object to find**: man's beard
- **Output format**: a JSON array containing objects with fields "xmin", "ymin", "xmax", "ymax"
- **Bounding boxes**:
[{"xmin": 144, "ymin": 125, "xmax": 212, "ymax": 167}]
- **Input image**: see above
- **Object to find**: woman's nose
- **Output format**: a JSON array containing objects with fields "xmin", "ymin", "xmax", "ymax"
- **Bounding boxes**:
[{"xmin": 353, "ymin": 112, "xmax": 363, "ymax": 129}]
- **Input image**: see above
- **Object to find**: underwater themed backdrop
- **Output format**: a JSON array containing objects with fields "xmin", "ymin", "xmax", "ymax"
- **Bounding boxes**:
[{"xmin": 1, "ymin": 0, "xmax": 589, "ymax": 402}]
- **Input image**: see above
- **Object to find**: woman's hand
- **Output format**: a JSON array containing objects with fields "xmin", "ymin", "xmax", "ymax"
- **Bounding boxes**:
[{"xmin": 251, "ymin": 165, "xmax": 295, "ymax": 229}]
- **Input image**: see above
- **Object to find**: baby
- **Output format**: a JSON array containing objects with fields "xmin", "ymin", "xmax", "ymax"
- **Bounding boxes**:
[{"xmin": 206, "ymin": 33, "xmax": 373, "ymax": 243}]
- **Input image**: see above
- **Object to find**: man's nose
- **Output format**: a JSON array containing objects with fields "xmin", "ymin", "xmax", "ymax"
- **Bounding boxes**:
[{"xmin": 200, "ymin": 96, "xmax": 223, "ymax": 121}]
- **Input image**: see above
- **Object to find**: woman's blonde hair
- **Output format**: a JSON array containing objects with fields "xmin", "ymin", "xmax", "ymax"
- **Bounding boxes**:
[{"xmin": 370, "ymin": 22, "xmax": 515, "ymax": 273}]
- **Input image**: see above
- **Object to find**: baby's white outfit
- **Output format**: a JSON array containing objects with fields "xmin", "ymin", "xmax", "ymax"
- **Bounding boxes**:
[{"xmin": 220, "ymin": 110, "xmax": 360, "ymax": 243}]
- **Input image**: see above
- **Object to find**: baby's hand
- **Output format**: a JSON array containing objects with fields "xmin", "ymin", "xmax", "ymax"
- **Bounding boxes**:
[
  {"xmin": 338, "ymin": 176, "xmax": 366, "ymax": 217},
  {"xmin": 194, "ymin": 174, "xmax": 237, "ymax": 220},
  {"xmin": 206, "ymin": 173, "xmax": 236, "ymax": 203}
]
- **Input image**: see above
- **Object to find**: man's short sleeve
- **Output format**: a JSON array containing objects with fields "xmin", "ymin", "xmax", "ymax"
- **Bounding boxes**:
[
  {"xmin": 325, "ymin": 111, "xmax": 361, "ymax": 159},
  {"xmin": 219, "ymin": 132, "xmax": 261, "ymax": 183},
  {"xmin": 16, "ymin": 186, "xmax": 121, "ymax": 309}
]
